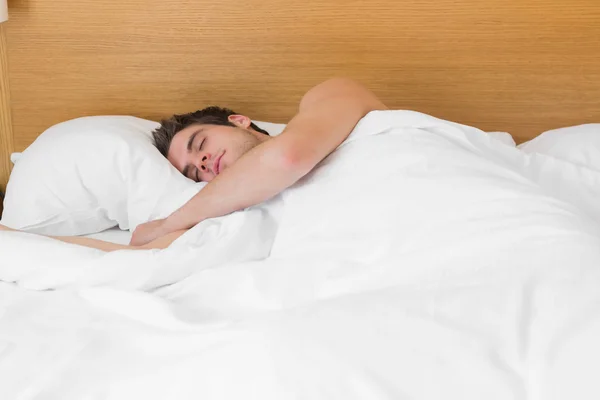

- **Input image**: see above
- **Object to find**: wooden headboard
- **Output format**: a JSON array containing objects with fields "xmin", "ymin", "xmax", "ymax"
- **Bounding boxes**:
[{"xmin": 0, "ymin": 0, "xmax": 599, "ymax": 193}]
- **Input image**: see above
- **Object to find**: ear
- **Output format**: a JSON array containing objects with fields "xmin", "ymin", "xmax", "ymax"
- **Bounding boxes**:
[{"xmin": 228, "ymin": 114, "xmax": 252, "ymax": 129}]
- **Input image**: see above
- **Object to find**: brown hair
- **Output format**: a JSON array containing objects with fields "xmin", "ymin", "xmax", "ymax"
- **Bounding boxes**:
[{"xmin": 152, "ymin": 106, "xmax": 270, "ymax": 157}]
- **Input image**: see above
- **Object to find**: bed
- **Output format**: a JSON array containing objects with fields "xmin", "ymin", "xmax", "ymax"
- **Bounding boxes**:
[{"xmin": 1, "ymin": 1, "xmax": 600, "ymax": 399}]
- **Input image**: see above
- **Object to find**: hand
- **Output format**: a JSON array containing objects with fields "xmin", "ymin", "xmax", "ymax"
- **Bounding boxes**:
[{"xmin": 130, "ymin": 218, "xmax": 169, "ymax": 246}]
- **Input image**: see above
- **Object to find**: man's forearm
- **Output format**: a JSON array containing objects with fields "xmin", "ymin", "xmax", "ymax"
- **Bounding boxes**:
[{"xmin": 164, "ymin": 135, "xmax": 308, "ymax": 232}]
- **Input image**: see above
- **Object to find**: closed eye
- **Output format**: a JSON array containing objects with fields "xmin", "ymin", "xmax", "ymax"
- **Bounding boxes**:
[{"xmin": 199, "ymin": 138, "xmax": 205, "ymax": 151}]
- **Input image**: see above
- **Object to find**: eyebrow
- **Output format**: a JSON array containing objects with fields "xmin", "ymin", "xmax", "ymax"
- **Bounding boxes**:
[{"xmin": 182, "ymin": 128, "xmax": 202, "ymax": 178}]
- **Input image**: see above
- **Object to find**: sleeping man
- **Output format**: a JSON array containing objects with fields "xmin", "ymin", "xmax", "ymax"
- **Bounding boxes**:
[{"xmin": 0, "ymin": 78, "xmax": 388, "ymax": 251}]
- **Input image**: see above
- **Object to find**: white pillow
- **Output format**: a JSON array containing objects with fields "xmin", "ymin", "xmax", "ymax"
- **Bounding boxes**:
[
  {"xmin": 2, "ymin": 116, "xmax": 204, "ymax": 236},
  {"xmin": 517, "ymin": 123, "xmax": 600, "ymax": 224},
  {"xmin": 253, "ymin": 120, "xmax": 286, "ymax": 136},
  {"xmin": 519, "ymin": 124, "xmax": 600, "ymax": 170},
  {"xmin": 7, "ymin": 121, "xmax": 284, "ymax": 167},
  {"xmin": 10, "ymin": 152, "xmax": 21, "ymax": 165},
  {"xmin": 487, "ymin": 131, "xmax": 516, "ymax": 147}
]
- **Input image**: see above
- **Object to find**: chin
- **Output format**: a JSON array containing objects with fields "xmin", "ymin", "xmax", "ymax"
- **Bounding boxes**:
[{"xmin": 221, "ymin": 153, "xmax": 236, "ymax": 171}]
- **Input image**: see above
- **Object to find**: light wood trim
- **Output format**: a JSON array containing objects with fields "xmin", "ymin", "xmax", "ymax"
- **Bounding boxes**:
[
  {"xmin": 0, "ymin": 23, "xmax": 13, "ymax": 214},
  {"xmin": 4, "ymin": 0, "xmax": 600, "ymax": 150}
]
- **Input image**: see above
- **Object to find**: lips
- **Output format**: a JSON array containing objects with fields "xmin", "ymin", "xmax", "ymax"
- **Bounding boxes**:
[{"xmin": 214, "ymin": 151, "xmax": 224, "ymax": 175}]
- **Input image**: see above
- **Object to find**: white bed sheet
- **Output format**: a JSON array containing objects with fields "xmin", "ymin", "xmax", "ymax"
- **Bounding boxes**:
[{"xmin": 2, "ymin": 110, "xmax": 600, "ymax": 400}]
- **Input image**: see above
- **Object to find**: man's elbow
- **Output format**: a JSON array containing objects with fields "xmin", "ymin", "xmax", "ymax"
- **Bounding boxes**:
[{"xmin": 278, "ymin": 147, "xmax": 320, "ymax": 179}]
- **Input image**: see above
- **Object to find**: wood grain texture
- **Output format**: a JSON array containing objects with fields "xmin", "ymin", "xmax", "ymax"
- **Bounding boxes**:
[
  {"xmin": 0, "ymin": 23, "xmax": 14, "ymax": 208},
  {"xmin": 4, "ymin": 0, "xmax": 600, "ymax": 151}
]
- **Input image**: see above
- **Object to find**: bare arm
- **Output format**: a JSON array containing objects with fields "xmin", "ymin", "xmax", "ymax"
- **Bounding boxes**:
[
  {"xmin": 134, "ymin": 78, "xmax": 387, "ymax": 244},
  {"xmin": 0, "ymin": 224, "xmax": 185, "ymax": 252}
]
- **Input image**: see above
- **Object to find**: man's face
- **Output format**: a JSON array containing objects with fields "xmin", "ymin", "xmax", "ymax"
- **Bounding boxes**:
[{"xmin": 167, "ymin": 117, "xmax": 267, "ymax": 182}]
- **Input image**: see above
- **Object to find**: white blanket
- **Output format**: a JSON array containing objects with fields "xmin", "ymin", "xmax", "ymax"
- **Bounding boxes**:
[{"xmin": 2, "ymin": 110, "xmax": 600, "ymax": 400}]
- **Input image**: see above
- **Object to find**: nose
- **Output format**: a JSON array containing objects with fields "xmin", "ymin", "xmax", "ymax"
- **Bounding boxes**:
[{"xmin": 199, "ymin": 153, "xmax": 212, "ymax": 172}]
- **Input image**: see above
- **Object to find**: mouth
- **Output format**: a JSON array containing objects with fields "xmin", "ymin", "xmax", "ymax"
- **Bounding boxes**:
[{"xmin": 214, "ymin": 151, "xmax": 225, "ymax": 175}]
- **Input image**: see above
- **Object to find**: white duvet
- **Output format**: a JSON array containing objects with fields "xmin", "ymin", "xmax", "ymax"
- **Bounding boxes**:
[{"xmin": 2, "ymin": 110, "xmax": 600, "ymax": 400}]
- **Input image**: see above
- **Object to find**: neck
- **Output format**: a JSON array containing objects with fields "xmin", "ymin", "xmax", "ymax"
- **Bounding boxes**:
[{"xmin": 249, "ymin": 128, "xmax": 272, "ymax": 142}]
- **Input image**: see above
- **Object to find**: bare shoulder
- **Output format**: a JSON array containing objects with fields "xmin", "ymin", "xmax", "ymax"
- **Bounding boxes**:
[
  {"xmin": 299, "ymin": 77, "xmax": 388, "ymax": 113},
  {"xmin": 272, "ymin": 78, "xmax": 387, "ymax": 172}
]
